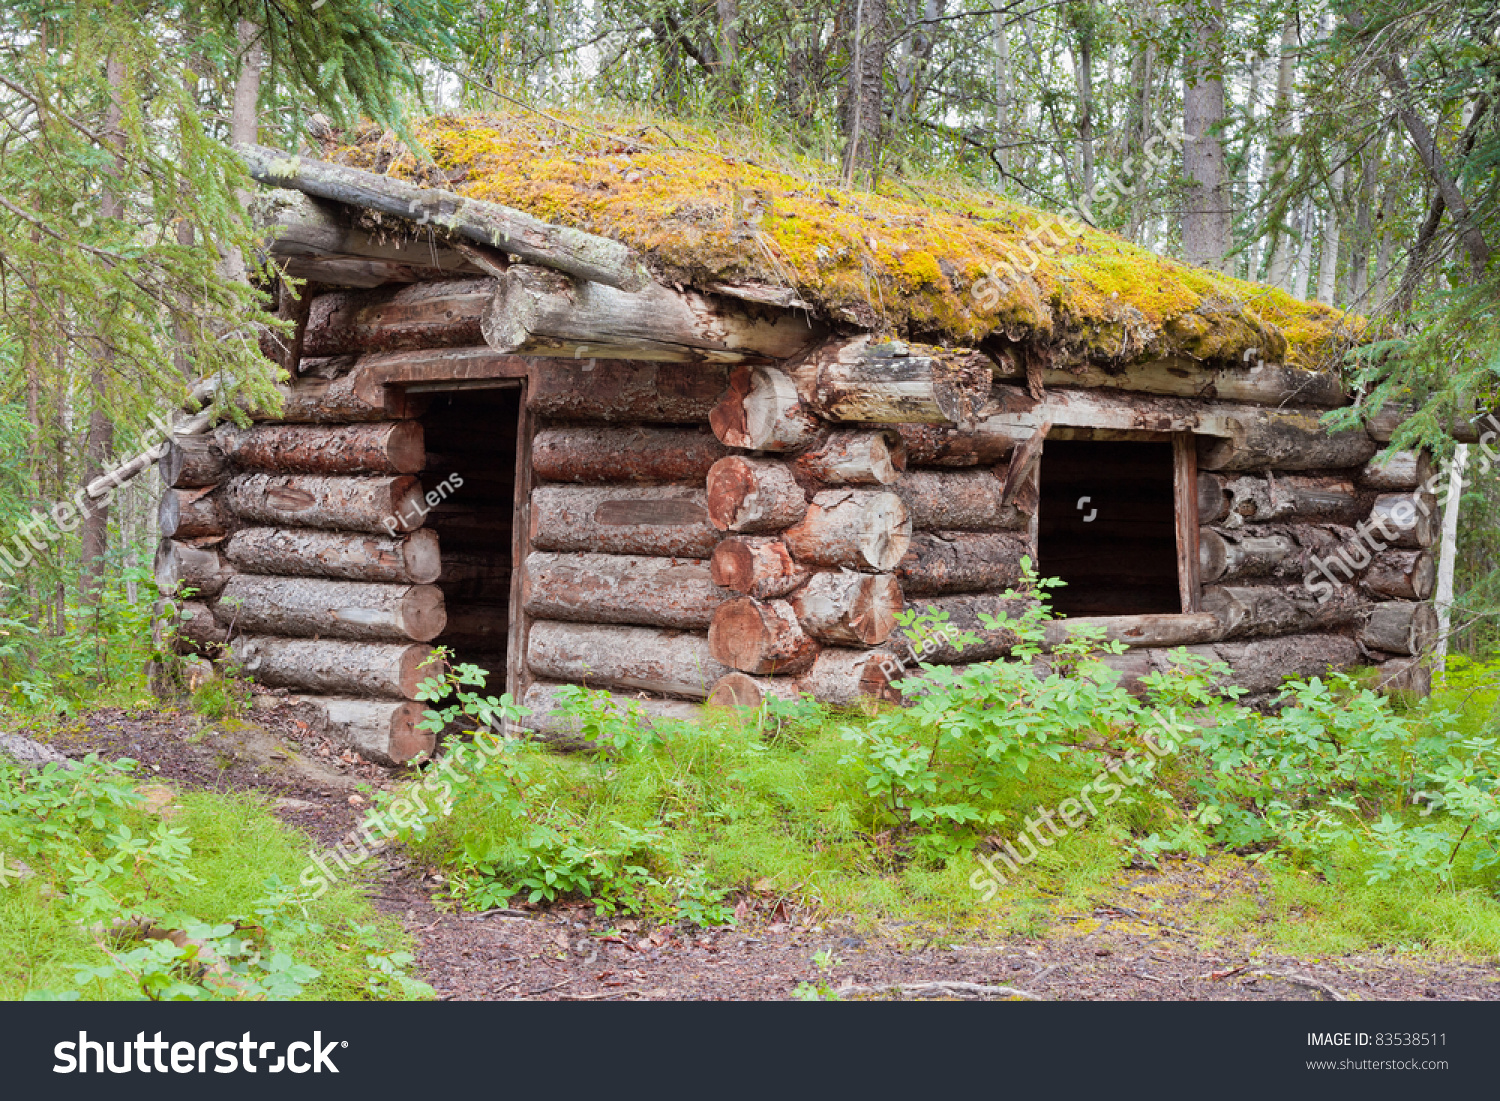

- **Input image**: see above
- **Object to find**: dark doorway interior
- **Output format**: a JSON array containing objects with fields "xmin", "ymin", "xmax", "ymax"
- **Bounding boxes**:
[
  {"xmin": 418, "ymin": 386, "xmax": 522, "ymax": 688},
  {"xmin": 1037, "ymin": 439, "xmax": 1180, "ymax": 616}
]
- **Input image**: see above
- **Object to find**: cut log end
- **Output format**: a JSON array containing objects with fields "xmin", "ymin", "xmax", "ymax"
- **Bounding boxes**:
[{"xmin": 708, "ymin": 597, "xmax": 820, "ymax": 675}]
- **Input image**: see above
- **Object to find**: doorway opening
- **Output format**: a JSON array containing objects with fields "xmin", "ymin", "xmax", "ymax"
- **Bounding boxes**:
[{"xmin": 1037, "ymin": 438, "xmax": 1181, "ymax": 616}]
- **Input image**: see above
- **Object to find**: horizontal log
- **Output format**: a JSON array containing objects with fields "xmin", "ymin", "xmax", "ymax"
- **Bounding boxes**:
[
  {"xmin": 520, "ymin": 681, "xmax": 703, "ymax": 742},
  {"xmin": 710, "ymin": 366, "xmax": 824, "ymax": 451},
  {"xmin": 1196, "ymin": 411, "xmax": 1377, "ymax": 472},
  {"xmin": 1372, "ymin": 655, "xmax": 1432, "ymax": 695},
  {"xmin": 224, "ymin": 474, "xmax": 426, "ymax": 534},
  {"xmin": 1201, "ymin": 582, "xmax": 1368, "ymax": 640},
  {"xmin": 705, "ymin": 672, "xmax": 806, "ymax": 709},
  {"xmin": 527, "ymin": 359, "xmax": 730, "ymax": 423},
  {"xmin": 791, "ymin": 430, "xmax": 906, "ymax": 486},
  {"xmin": 782, "ymin": 490, "xmax": 912, "ymax": 571},
  {"xmin": 526, "ymin": 620, "xmax": 730, "ymax": 699},
  {"xmin": 1365, "ymin": 404, "xmax": 1490, "ymax": 444},
  {"xmin": 1361, "ymin": 549, "xmax": 1435, "ymax": 601},
  {"xmin": 159, "ymin": 487, "xmax": 228, "ymax": 539},
  {"xmin": 214, "ymin": 575, "xmax": 446, "ymax": 642},
  {"xmin": 531, "ymin": 425, "xmax": 728, "ymax": 484},
  {"xmin": 895, "ymin": 531, "xmax": 1027, "ymax": 595},
  {"xmin": 790, "ymin": 571, "xmax": 903, "ymax": 645},
  {"xmin": 223, "ymin": 526, "xmax": 440, "ymax": 584},
  {"xmin": 161, "ymin": 436, "xmax": 227, "ymax": 488},
  {"xmin": 989, "ymin": 357, "xmax": 1346, "ymax": 408},
  {"xmin": 894, "ymin": 592, "xmax": 1026, "ymax": 663},
  {"xmin": 1198, "ymin": 529, "xmax": 1301, "ymax": 584},
  {"xmin": 301, "ymin": 278, "xmax": 490, "ymax": 357},
  {"xmin": 894, "ymin": 469, "xmax": 1026, "ymax": 532},
  {"xmin": 789, "ymin": 337, "xmax": 992, "ymax": 426},
  {"xmin": 1080, "ymin": 633, "xmax": 1361, "ymax": 696},
  {"xmin": 263, "ymin": 362, "xmax": 418, "ymax": 423},
  {"xmin": 288, "ymin": 695, "xmax": 432, "ymax": 766},
  {"xmin": 530, "ymin": 486, "xmax": 720, "ymax": 557},
  {"xmin": 482, "ymin": 264, "xmax": 818, "ymax": 362},
  {"xmin": 1369, "ymin": 492, "xmax": 1436, "ymax": 548},
  {"xmin": 894, "ymin": 423, "xmax": 1021, "ymax": 467},
  {"xmin": 1358, "ymin": 450, "xmax": 1432, "ymax": 491},
  {"xmin": 523, "ymin": 551, "xmax": 729, "ymax": 630},
  {"xmin": 797, "ymin": 648, "xmax": 903, "ymax": 707},
  {"xmin": 1042, "ymin": 612, "xmax": 1224, "ymax": 650},
  {"xmin": 233, "ymin": 637, "xmax": 441, "ymax": 700},
  {"xmin": 154, "ymin": 540, "xmax": 234, "ymax": 599},
  {"xmin": 706, "ymin": 456, "xmax": 808, "ymax": 533},
  {"xmin": 1206, "ymin": 473, "xmax": 1370, "ymax": 528},
  {"xmin": 217, "ymin": 422, "xmax": 424, "ymax": 475},
  {"xmin": 710, "ymin": 537, "xmax": 812, "ymax": 599},
  {"xmin": 1359, "ymin": 601, "xmax": 1438, "ymax": 656},
  {"xmin": 1198, "ymin": 471, "xmax": 1229, "ymax": 523},
  {"xmin": 172, "ymin": 600, "xmax": 229, "ymax": 649},
  {"xmin": 708, "ymin": 597, "xmax": 821, "ymax": 674}
]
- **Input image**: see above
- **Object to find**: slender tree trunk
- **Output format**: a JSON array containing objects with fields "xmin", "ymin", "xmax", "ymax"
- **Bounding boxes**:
[
  {"xmin": 1347, "ymin": 131, "xmax": 1381, "ymax": 305},
  {"xmin": 842, "ymin": 0, "xmax": 889, "ymax": 184},
  {"xmin": 1317, "ymin": 166, "xmax": 1344, "ymax": 304},
  {"xmin": 1292, "ymin": 198, "xmax": 1314, "ymax": 300},
  {"xmin": 993, "ymin": 7, "xmax": 1010, "ymax": 175},
  {"xmin": 1433, "ymin": 444, "xmax": 1466, "ymax": 679},
  {"xmin": 1265, "ymin": 18, "xmax": 1300, "ymax": 289},
  {"xmin": 1071, "ymin": 2, "xmax": 1096, "ymax": 200},
  {"xmin": 1181, "ymin": 0, "xmax": 1231, "ymax": 269}
]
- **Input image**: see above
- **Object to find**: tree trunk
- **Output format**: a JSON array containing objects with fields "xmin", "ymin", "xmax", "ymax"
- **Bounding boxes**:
[
  {"xmin": 154, "ymin": 540, "xmax": 235, "ymax": 599},
  {"xmin": 213, "ymin": 575, "xmax": 446, "ymax": 641},
  {"xmin": 708, "ymin": 597, "xmax": 821, "ymax": 673},
  {"xmin": 895, "ymin": 531, "xmax": 1027, "ymax": 594},
  {"xmin": 301, "ymin": 278, "xmax": 491, "ymax": 356},
  {"xmin": 790, "ymin": 337, "xmax": 992, "ymax": 426},
  {"xmin": 791, "ymin": 430, "xmax": 906, "ymax": 485},
  {"xmin": 223, "ymin": 526, "xmax": 440, "ymax": 584},
  {"xmin": 1433, "ymin": 443, "xmax": 1465, "ymax": 673},
  {"xmin": 532, "ymin": 425, "xmax": 727, "ymax": 484},
  {"xmin": 1360, "ymin": 600, "xmax": 1438, "ymax": 656},
  {"xmin": 1181, "ymin": 0, "xmax": 1231, "ymax": 270},
  {"xmin": 710, "ymin": 536, "xmax": 812, "ymax": 598},
  {"xmin": 217, "ymin": 422, "xmax": 425, "ymax": 475},
  {"xmin": 790, "ymin": 570, "xmax": 903, "ymax": 645},
  {"xmin": 1316, "ymin": 166, "xmax": 1344, "ymax": 304},
  {"xmin": 1201, "ymin": 582, "xmax": 1367, "ymax": 639},
  {"xmin": 523, "ymin": 551, "xmax": 729, "ymax": 629},
  {"xmin": 159, "ymin": 487, "xmax": 229, "ymax": 539},
  {"xmin": 223, "ymin": 474, "xmax": 426, "ymax": 534},
  {"xmin": 1265, "ymin": 18, "xmax": 1300, "ymax": 288},
  {"xmin": 530, "ymin": 486, "xmax": 720, "ymax": 557},
  {"xmin": 526, "ymin": 620, "xmax": 730, "ymax": 698},
  {"xmin": 161, "ymin": 436, "xmax": 228, "ymax": 488},
  {"xmin": 841, "ymin": 0, "xmax": 888, "ymax": 184},
  {"xmin": 710, "ymin": 365, "xmax": 825, "ymax": 451},
  {"xmin": 233, "ymin": 636, "xmax": 440, "ymax": 699},
  {"xmin": 895, "ymin": 468, "xmax": 1026, "ymax": 531},
  {"xmin": 526, "ymin": 360, "xmax": 730, "ymax": 423},
  {"xmin": 706, "ymin": 456, "xmax": 809, "ymax": 532},
  {"xmin": 288, "ymin": 695, "xmax": 432, "ymax": 766},
  {"xmin": 782, "ymin": 489, "xmax": 912, "ymax": 570}
]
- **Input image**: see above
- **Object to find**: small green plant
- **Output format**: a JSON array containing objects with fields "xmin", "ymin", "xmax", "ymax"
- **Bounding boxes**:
[{"xmin": 794, "ymin": 948, "xmax": 844, "ymax": 1000}]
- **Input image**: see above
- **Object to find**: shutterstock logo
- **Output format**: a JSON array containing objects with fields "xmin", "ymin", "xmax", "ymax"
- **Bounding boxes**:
[{"xmin": 54, "ymin": 1031, "xmax": 344, "ymax": 1074}]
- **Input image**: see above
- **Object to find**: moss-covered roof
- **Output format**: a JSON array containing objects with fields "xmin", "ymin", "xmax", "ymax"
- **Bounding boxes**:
[{"xmin": 332, "ymin": 110, "xmax": 1358, "ymax": 373}]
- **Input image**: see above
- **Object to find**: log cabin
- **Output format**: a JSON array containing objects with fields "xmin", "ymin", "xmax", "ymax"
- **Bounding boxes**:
[{"xmin": 155, "ymin": 113, "xmax": 1456, "ymax": 764}]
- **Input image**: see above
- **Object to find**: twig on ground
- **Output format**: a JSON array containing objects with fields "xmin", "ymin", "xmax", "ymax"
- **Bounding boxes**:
[
  {"xmin": 1253, "ymin": 970, "xmax": 1347, "ymax": 1001},
  {"xmin": 837, "ymin": 980, "xmax": 1042, "ymax": 1001}
]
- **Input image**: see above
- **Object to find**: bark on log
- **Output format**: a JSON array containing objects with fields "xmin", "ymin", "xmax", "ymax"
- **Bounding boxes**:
[
  {"xmin": 710, "ymin": 537, "xmax": 812, "ymax": 599},
  {"xmin": 223, "ymin": 526, "xmax": 440, "ymax": 584},
  {"xmin": 301, "ymin": 278, "xmax": 490, "ymax": 357},
  {"xmin": 161, "ymin": 436, "xmax": 228, "ymax": 488},
  {"xmin": 527, "ymin": 360, "xmax": 730, "ymax": 423},
  {"xmin": 482, "ymin": 264, "xmax": 818, "ymax": 362},
  {"xmin": 154, "ymin": 540, "xmax": 234, "ymax": 599},
  {"xmin": 894, "ymin": 592, "xmax": 1026, "ymax": 663},
  {"xmin": 895, "ymin": 423, "xmax": 1021, "ymax": 467},
  {"xmin": 708, "ymin": 598, "xmax": 821, "ymax": 674},
  {"xmin": 1369, "ymin": 492, "xmax": 1436, "ymax": 548},
  {"xmin": 782, "ymin": 490, "xmax": 912, "ymax": 571},
  {"xmin": 531, "ymin": 425, "xmax": 728, "ymax": 484},
  {"xmin": 710, "ymin": 366, "xmax": 824, "ymax": 451},
  {"xmin": 1198, "ymin": 529, "xmax": 1300, "ymax": 584},
  {"xmin": 1043, "ymin": 612, "xmax": 1224, "ymax": 650},
  {"xmin": 526, "ymin": 620, "xmax": 730, "ymax": 699},
  {"xmin": 791, "ymin": 430, "xmax": 906, "ymax": 486},
  {"xmin": 1196, "ymin": 410, "xmax": 1377, "ymax": 471},
  {"xmin": 530, "ymin": 486, "xmax": 719, "ymax": 557},
  {"xmin": 894, "ymin": 469, "xmax": 1025, "ymax": 532},
  {"xmin": 1362, "ymin": 549, "xmax": 1435, "ymax": 601},
  {"xmin": 988, "ymin": 357, "xmax": 1347, "ymax": 408},
  {"xmin": 796, "ymin": 648, "xmax": 903, "ymax": 706},
  {"xmin": 1201, "ymin": 582, "xmax": 1368, "ymax": 639},
  {"xmin": 159, "ymin": 488, "xmax": 228, "ymax": 539},
  {"xmin": 217, "ymin": 422, "xmax": 425, "ymax": 475},
  {"xmin": 265, "ymin": 362, "xmax": 417, "ymax": 423},
  {"xmin": 287, "ymin": 695, "xmax": 432, "ymax": 766},
  {"xmin": 706, "ymin": 457, "xmax": 808, "ymax": 533},
  {"xmin": 523, "ymin": 551, "xmax": 729, "ymax": 630},
  {"xmin": 1359, "ymin": 600, "xmax": 1438, "ymax": 656},
  {"xmin": 1359, "ymin": 450, "xmax": 1432, "ymax": 491},
  {"xmin": 790, "ymin": 571, "xmax": 903, "ymax": 646},
  {"xmin": 173, "ymin": 600, "xmax": 229, "ymax": 649},
  {"xmin": 1198, "ymin": 471, "xmax": 1230, "ymax": 523},
  {"xmin": 1206, "ymin": 473, "xmax": 1370, "ymax": 528},
  {"xmin": 224, "ymin": 474, "xmax": 426, "ymax": 534},
  {"xmin": 233, "ymin": 637, "xmax": 441, "ymax": 700},
  {"xmin": 521, "ymin": 681, "xmax": 703, "ymax": 741},
  {"xmin": 706, "ymin": 672, "xmax": 806, "ymax": 709},
  {"xmin": 1373, "ymin": 655, "xmax": 1432, "ymax": 695},
  {"xmin": 213, "ymin": 575, "xmax": 446, "ymax": 642},
  {"xmin": 895, "ymin": 532, "xmax": 1027, "ymax": 595},
  {"xmin": 788, "ymin": 337, "xmax": 992, "ymax": 426},
  {"xmin": 1082, "ymin": 633, "xmax": 1360, "ymax": 696}
]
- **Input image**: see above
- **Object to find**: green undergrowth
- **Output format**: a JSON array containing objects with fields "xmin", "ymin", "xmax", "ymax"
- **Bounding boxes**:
[{"xmin": 0, "ymin": 758, "xmax": 422, "ymax": 1001}]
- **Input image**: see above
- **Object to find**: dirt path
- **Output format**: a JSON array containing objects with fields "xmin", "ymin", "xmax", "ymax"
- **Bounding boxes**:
[{"xmin": 32, "ymin": 705, "xmax": 1500, "ymax": 1002}]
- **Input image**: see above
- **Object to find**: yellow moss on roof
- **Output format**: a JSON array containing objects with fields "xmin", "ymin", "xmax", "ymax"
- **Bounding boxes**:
[{"xmin": 335, "ymin": 110, "xmax": 1359, "ymax": 372}]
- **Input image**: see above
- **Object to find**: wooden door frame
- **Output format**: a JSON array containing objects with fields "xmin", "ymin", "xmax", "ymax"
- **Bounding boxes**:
[
  {"xmin": 1172, "ymin": 433, "xmax": 1202, "ymax": 613},
  {"xmin": 505, "ymin": 388, "xmax": 534, "ymax": 710}
]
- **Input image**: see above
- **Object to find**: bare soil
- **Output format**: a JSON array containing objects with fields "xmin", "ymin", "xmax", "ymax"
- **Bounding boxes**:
[{"xmin": 26, "ymin": 703, "xmax": 1500, "ymax": 1003}]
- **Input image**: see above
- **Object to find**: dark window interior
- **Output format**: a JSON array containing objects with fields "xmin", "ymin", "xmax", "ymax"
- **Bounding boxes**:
[
  {"xmin": 1037, "ymin": 439, "xmax": 1181, "ymax": 616},
  {"xmin": 418, "ymin": 387, "xmax": 521, "ymax": 687}
]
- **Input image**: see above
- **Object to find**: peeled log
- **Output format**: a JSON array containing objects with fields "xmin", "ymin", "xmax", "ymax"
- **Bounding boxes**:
[
  {"xmin": 1207, "ymin": 473, "xmax": 1369, "ymax": 528},
  {"xmin": 1198, "ymin": 529, "xmax": 1300, "ymax": 584},
  {"xmin": 224, "ymin": 526, "xmax": 440, "ymax": 584},
  {"xmin": 706, "ymin": 672, "xmax": 806, "ymax": 709},
  {"xmin": 523, "ymin": 551, "xmax": 730, "ymax": 630},
  {"xmin": 1043, "ymin": 612, "xmax": 1223, "ymax": 650},
  {"xmin": 154, "ymin": 540, "xmax": 234, "ymax": 599},
  {"xmin": 301, "ymin": 278, "xmax": 490, "ymax": 357},
  {"xmin": 792, "ymin": 430, "xmax": 905, "ymax": 486},
  {"xmin": 895, "ymin": 423, "xmax": 1020, "ymax": 467},
  {"xmin": 1084, "ymin": 634, "xmax": 1360, "ymax": 696},
  {"xmin": 527, "ymin": 620, "xmax": 730, "ymax": 699},
  {"xmin": 289, "ymin": 696, "xmax": 431, "ymax": 766},
  {"xmin": 894, "ymin": 469, "xmax": 1024, "ymax": 532},
  {"xmin": 265, "ymin": 362, "xmax": 417, "ymax": 423},
  {"xmin": 790, "ymin": 337, "xmax": 992, "ymax": 426},
  {"xmin": 706, "ymin": 457, "xmax": 808, "ymax": 533},
  {"xmin": 710, "ymin": 366, "xmax": 824, "ymax": 451},
  {"xmin": 708, "ymin": 598, "xmax": 821, "ymax": 674},
  {"xmin": 532, "ymin": 425, "xmax": 728, "ymax": 484},
  {"xmin": 233, "ymin": 637, "xmax": 440, "ymax": 700},
  {"xmin": 797, "ymin": 648, "xmax": 903, "ymax": 707},
  {"xmin": 710, "ymin": 537, "xmax": 811, "ymax": 599},
  {"xmin": 527, "ymin": 360, "xmax": 729, "ymax": 423},
  {"xmin": 1201, "ymin": 583, "xmax": 1368, "ymax": 639},
  {"xmin": 224, "ymin": 474, "xmax": 426, "ymax": 534},
  {"xmin": 895, "ymin": 592, "xmax": 1025, "ymax": 663},
  {"xmin": 790, "ymin": 571, "xmax": 903, "ymax": 646},
  {"xmin": 161, "ymin": 436, "xmax": 228, "ymax": 488},
  {"xmin": 1198, "ymin": 471, "xmax": 1230, "ymax": 523},
  {"xmin": 1359, "ymin": 450, "xmax": 1432, "ymax": 491},
  {"xmin": 482, "ymin": 264, "xmax": 817, "ymax": 362},
  {"xmin": 782, "ymin": 490, "xmax": 911, "ymax": 571},
  {"xmin": 1196, "ymin": 410, "xmax": 1377, "ymax": 472},
  {"xmin": 217, "ymin": 422, "xmax": 424, "ymax": 475},
  {"xmin": 1369, "ymin": 493, "xmax": 1436, "ymax": 549},
  {"xmin": 1359, "ymin": 601, "xmax": 1438, "ymax": 656},
  {"xmin": 896, "ymin": 532, "xmax": 1027, "ymax": 595},
  {"xmin": 214, "ymin": 575, "xmax": 445, "ymax": 642},
  {"xmin": 530, "ymin": 486, "xmax": 719, "ymax": 557},
  {"xmin": 521, "ymin": 681, "xmax": 703, "ymax": 741},
  {"xmin": 159, "ymin": 488, "xmax": 228, "ymax": 539},
  {"xmin": 988, "ymin": 357, "xmax": 1347, "ymax": 408},
  {"xmin": 1362, "ymin": 549, "xmax": 1435, "ymax": 601}
]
